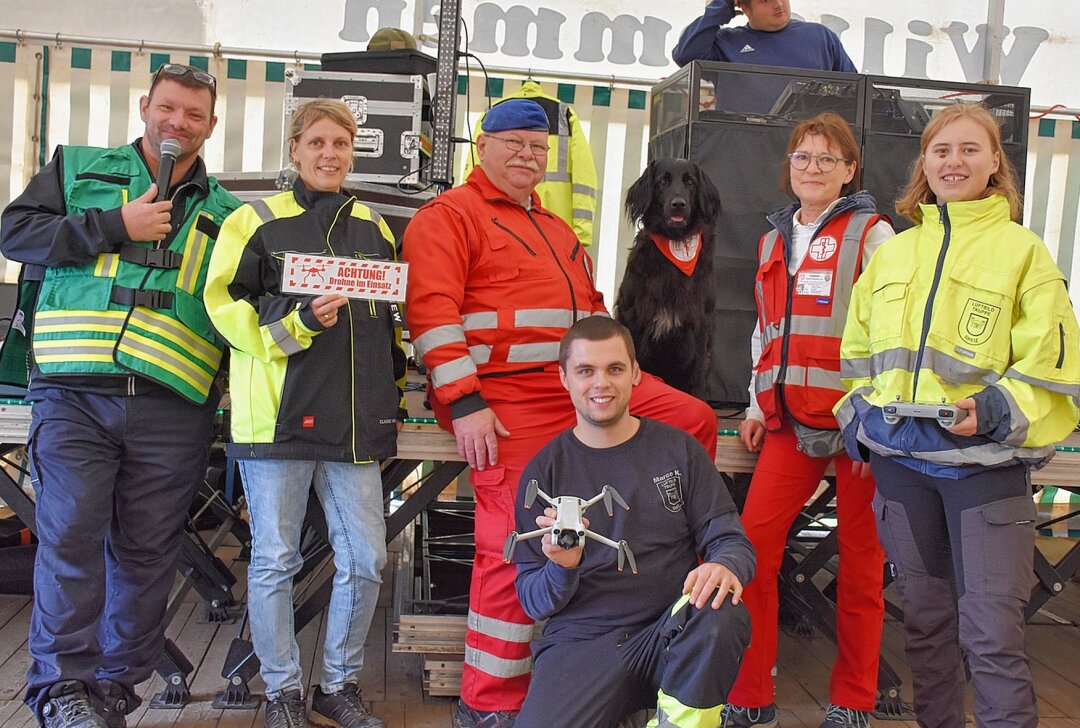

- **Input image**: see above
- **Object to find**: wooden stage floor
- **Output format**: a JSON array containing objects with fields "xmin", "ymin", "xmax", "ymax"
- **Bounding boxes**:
[{"xmin": 0, "ymin": 533, "xmax": 1078, "ymax": 727}]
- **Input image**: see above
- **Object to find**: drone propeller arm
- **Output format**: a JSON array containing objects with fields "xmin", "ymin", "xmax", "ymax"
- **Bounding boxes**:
[
  {"xmin": 502, "ymin": 527, "xmax": 553, "ymax": 563},
  {"xmin": 512, "ymin": 527, "xmax": 553, "ymax": 544},
  {"xmin": 582, "ymin": 529, "xmax": 620, "ymax": 550}
]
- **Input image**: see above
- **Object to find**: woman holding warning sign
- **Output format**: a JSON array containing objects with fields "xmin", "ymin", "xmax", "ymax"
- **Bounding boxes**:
[{"xmin": 205, "ymin": 98, "xmax": 404, "ymax": 728}]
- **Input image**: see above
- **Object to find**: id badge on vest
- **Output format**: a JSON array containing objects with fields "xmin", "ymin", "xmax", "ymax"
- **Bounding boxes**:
[{"xmin": 795, "ymin": 270, "xmax": 833, "ymax": 303}]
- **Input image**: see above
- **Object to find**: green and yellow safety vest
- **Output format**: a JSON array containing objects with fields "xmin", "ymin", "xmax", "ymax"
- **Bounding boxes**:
[{"xmin": 27, "ymin": 144, "xmax": 239, "ymax": 403}]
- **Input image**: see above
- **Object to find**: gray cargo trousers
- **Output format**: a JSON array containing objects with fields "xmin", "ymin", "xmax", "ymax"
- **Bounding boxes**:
[{"xmin": 870, "ymin": 454, "xmax": 1037, "ymax": 728}]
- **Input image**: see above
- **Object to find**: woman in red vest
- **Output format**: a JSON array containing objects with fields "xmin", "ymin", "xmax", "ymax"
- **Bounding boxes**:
[{"xmin": 725, "ymin": 112, "xmax": 894, "ymax": 728}]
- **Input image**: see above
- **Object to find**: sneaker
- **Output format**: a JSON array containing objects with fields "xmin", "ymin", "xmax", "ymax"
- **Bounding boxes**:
[
  {"xmin": 819, "ymin": 705, "xmax": 871, "ymax": 728},
  {"xmin": 310, "ymin": 684, "xmax": 384, "ymax": 728},
  {"xmin": 40, "ymin": 681, "xmax": 108, "ymax": 728},
  {"xmin": 265, "ymin": 689, "xmax": 310, "ymax": 728},
  {"xmin": 95, "ymin": 680, "xmax": 128, "ymax": 728},
  {"xmin": 452, "ymin": 699, "xmax": 519, "ymax": 728},
  {"xmin": 722, "ymin": 704, "xmax": 779, "ymax": 728}
]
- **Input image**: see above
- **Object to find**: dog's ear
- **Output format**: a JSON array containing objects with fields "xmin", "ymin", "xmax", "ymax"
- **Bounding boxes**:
[
  {"xmin": 693, "ymin": 165, "xmax": 722, "ymax": 224},
  {"xmin": 624, "ymin": 161, "xmax": 656, "ymax": 225}
]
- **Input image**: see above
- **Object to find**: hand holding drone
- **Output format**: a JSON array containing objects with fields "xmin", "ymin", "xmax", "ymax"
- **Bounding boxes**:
[{"xmin": 503, "ymin": 479, "xmax": 638, "ymax": 574}]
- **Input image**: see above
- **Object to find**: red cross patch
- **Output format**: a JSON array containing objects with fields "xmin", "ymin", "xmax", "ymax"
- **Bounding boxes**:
[{"xmin": 808, "ymin": 236, "xmax": 838, "ymax": 262}]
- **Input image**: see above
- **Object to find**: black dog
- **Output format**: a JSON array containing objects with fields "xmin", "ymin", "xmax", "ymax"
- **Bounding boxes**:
[{"xmin": 614, "ymin": 159, "xmax": 721, "ymax": 398}]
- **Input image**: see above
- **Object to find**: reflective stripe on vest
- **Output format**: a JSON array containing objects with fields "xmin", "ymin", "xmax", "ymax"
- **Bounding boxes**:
[
  {"xmin": 177, "ymin": 212, "xmax": 215, "ymax": 294},
  {"xmin": 94, "ymin": 253, "xmax": 120, "ymax": 278}
]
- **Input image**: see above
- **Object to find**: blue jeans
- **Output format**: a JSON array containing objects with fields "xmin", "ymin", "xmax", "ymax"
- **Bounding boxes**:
[
  {"xmin": 239, "ymin": 459, "xmax": 387, "ymax": 698},
  {"xmin": 25, "ymin": 386, "xmax": 216, "ymax": 718}
]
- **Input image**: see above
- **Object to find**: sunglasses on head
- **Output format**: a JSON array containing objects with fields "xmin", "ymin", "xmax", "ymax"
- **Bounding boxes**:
[{"xmin": 152, "ymin": 63, "xmax": 217, "ymax": 92}]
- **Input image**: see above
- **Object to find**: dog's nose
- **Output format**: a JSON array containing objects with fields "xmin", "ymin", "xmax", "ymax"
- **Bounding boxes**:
[{"xmin": 670, "ymin": 198, "xmax": 687, "ymax": 211}]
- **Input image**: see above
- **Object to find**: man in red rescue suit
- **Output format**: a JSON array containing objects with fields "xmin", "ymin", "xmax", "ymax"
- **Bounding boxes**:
[{"xmin": 402, "ymin": 99, "xmax": 718, "ymax": 727}]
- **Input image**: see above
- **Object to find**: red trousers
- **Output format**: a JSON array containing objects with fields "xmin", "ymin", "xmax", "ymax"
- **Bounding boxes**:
[
  {"xmin": 432, "ymin": 367, "xmax": 717, "ymax": 711},
  {"xmin": 728, "ymin": 423, "xmax": 884, "ymax": 711}
]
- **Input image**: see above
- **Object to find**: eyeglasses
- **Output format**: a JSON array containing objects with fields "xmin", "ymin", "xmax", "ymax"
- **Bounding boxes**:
[
  {"xmin": 485, "ymin": 134, "xmax": 549, "ymax": 156},
  {"xmin": 152, "ymin": 63, "xmax": 217, "ymax": 92},
  {"xmin": 788, "ymin": 152, "xmax": 851, "ymax": 172}
]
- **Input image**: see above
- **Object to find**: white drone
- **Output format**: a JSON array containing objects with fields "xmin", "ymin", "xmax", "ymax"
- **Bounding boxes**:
[{"xmin": 502, "ymin": 479, "xmax": 638, "ymax": 574}]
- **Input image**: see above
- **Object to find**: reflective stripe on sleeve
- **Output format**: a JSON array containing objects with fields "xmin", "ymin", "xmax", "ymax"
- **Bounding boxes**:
[
  {"xmin": 431, "ymin": 355, "xmax": 478, "ymax": 389},
  {"xmin": 412, "ymin": 323, "xmax": 467, "ymax": 359},
  {"xmin": 267, "ymin": 319, "xmax": 304, "ymax": 356}
]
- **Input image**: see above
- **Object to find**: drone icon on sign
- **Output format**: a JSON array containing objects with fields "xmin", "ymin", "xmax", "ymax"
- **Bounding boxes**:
[{"xmin": 300, "ymin": 264, "xmax": 328, "ymax": 284}]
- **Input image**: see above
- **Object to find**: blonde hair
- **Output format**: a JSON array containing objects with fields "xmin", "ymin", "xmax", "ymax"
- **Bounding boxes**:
[
  {"xmin": 287, "ymin": 98, "xmax": 358, "ymax": 153},
  {"xmin": 895, "ymin": 102, "xmax": 1022, "ymax": 224}
]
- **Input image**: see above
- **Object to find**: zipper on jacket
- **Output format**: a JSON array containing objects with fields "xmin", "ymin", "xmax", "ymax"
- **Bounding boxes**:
[
  {"xmin": 1058, "ymin": 322, "xmax": 1066, "ymax": 369},
  {"xmin": 323, "ymin": 208, "xmax": 360, "ymax": 462},
  {"xmin": 525, "ymin": 210, "xmax": 579, "ymax": 322},
  {"xmin": 911, "ymin": 205, "xmax": 953, "ymax": 399},
  {"xmin": 492, "ymin": 218, "xmax": 537, "ymax": 256},
  {"xmin": 776, "ymin": 269, "xmax": 796, "ymax": 417}
]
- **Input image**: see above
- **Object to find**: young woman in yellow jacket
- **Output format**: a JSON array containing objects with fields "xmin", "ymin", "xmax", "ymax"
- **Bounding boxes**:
[{"xmin": 836, "ymin": 102, "xmax": 1080, "ymax": 728}]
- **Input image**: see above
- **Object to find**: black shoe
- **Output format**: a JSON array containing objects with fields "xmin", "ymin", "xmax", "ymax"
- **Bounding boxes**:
[
  {"xmin": 453, "ymin": 700, "xmax": 519, "ymax": 728},
  {"xmin": 265, "ymin": 689, "xmax": 310, "ymax": 728},
  {"xmin": 40, "ymin": 682, "xmax": 108, "ymax": 728},
  {"xmin": 95, "ymin": 680, "xmax": 128, "ymax": 728},
  {"xmin": 310, "ymin": 684, "xmax": 384, "ymax": 728}
]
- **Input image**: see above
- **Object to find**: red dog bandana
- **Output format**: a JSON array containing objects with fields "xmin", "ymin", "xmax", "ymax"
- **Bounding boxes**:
[{"xmin": 651, "ymin": 233, "xmax": 702, "ymax": 277}]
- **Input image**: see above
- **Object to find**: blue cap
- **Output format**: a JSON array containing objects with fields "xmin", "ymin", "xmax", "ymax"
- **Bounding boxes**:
[{"xmin": 481, "ymin": 99, "xmax": 550, "ymax": 133}]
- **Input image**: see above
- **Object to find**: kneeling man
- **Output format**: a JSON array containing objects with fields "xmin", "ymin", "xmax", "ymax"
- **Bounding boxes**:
[{"xmin": 511, "ymin": 317, "xmax": 754, "ymax": 727}]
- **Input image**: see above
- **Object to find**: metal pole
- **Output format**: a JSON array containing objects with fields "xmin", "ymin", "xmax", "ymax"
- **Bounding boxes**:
[{"xmin": 984, "ymin": 0, "xmax": 1007, "ymax": 83}]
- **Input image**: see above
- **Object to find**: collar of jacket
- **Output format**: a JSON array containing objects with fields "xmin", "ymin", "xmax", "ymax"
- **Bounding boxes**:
[
  {"xmin": 290, "ymin": 176, "xmax": 356, "ymax": 215},
  {"xmin": 465, "ymin": 165, "xmax": 543, "ymax": 210},
  {"xmin": 130, "ymin": 138, "xmax": 209, "ymax": 195},
  {"xmin": 766, "ymin": 189, "xmax": 878, "ymax": 259},
  {"xmin": 919, "ymin": 194, "xmax": 1011, "ymax": 233}
]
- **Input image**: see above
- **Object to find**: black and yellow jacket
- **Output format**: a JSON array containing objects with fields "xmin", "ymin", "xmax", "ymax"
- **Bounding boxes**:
[{"xmin": 205, "ymin": 179, "xmax": 407, "ymax": 462}]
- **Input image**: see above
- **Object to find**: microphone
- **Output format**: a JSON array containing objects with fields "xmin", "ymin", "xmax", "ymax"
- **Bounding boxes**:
[{"xmin": 155, "ymin": 138, "xmax": 181, "ymax": 202}]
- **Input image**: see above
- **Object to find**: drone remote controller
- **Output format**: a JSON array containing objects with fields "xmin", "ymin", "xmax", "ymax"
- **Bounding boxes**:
[{"xmin": 882, "ymin": 402, "xmax": 967, "ymax": 428}]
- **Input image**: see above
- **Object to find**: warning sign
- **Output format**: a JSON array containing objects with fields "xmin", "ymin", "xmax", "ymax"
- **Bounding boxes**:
[{"xmin": 281, "ymin": 253, "xmax": 407, "ymax": 302}]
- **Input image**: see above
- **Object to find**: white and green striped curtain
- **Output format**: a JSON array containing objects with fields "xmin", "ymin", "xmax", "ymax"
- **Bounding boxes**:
[{"xmin": 1, "ymin": 39, "xmax": 1079, "ymax": 310}]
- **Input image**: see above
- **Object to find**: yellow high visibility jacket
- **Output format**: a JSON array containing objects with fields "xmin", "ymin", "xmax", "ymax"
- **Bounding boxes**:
[
  {"xmin": 835, "ymin": 195, "xmax": 1080, "ymax": 476},
  {"xmin": 465, "ymin": 81, "xmax": 599, "ymax": 246}
]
